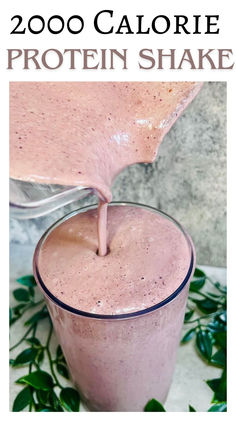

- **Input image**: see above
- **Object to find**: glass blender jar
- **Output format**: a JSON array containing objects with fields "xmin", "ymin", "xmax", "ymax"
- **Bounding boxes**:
[{"xmin": 10, "ymin": 178, "xmax": 92, "ymax": 219}]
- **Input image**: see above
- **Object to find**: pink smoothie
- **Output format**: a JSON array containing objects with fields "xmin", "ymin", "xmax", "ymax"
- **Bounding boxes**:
[
  {"xmin": 10, "ymin": 82, "xmax": 200, "ymax": 410},
  {"xmin": 10, "ymin": 82, "xmax": 202, "ymax": 254},
  {"xmin": 10, "ymin": 82, "xmax": 202, "ymax": 201},
  {"xmin": 34, "ymin": 203, "xmax": 194, "ymax": 411},
  {"xmin": 38, "ymin": 205, "xmax": 190, "ymax": 315}
]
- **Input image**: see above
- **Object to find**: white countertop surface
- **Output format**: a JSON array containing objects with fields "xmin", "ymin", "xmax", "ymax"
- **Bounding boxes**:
[{"xmin": 10, "ymin": 243, "xmax": 226, "ymax": 412}]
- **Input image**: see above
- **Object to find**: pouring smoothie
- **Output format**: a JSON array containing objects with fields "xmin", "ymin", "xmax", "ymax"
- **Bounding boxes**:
[
  {"xmin": 10, "ymin": 81, "xmax": 201, "ymax": 411},
  {"xmin": 10, "ymin": 82, "xmax": 202, "ymax": 255}
]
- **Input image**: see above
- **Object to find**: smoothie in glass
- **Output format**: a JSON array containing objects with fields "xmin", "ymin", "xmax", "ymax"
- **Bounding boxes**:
[{"xmin": 33, "ymin": 203, "xmax": 195, "ymax": 411}]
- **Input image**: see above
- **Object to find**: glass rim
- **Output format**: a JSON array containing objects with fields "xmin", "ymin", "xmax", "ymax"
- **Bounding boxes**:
[{"xmin": 33, "ymin": 201, "xmax": 195, "ymax": 321}]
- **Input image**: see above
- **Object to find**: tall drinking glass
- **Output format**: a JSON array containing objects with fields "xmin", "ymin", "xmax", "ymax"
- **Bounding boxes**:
[{"xmin": 33, "ymin": 202, "xmax": 195, "ymax": 412}]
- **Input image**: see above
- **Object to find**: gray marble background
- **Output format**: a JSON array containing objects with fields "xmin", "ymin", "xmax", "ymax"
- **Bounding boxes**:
[{"xmin": 10, "ymin": 82, "xmax": 226, "ymax": 266}]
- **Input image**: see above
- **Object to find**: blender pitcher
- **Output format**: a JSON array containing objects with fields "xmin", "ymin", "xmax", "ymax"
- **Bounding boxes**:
[{"xmin": 10, "ymin": 178, "xmax": 93, "ymax": 219}]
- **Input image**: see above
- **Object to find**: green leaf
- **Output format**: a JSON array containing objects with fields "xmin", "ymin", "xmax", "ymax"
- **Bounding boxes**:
[
  {"xmin": 190, "ymin": 268, "xmax": 206, "ymax": 292},
  {"xmin": 60, "ymin": 388, "xmax": 80, "ymax": 412},
  {"xmin": 26, "ymin": 337, "xmax": 41, "ymax": 347},
  {"xmin": 184, "ymin": 310, "xmax": 194, "ymax": 322},
  {"xmin": 144, "ymin": 398, "xmax": 166, "ymax": 412},
  {"xmin": 48, "ymin": 390, "xmax": 64, "ymax": 411},
  {"xmin": 57, "ymin": 363, "xmax": 69, "ymax": 379},
  {"xmin": 211, "ymin": 349, "xmax": 226, "ymax": 368},
  {"xmin": 17, "ymin": 275, "xmax": 37, "ymax": 288},
  {"xmin": 207, "ymin": 319, "xmax": 226, "ymax": 334},
  {"xmin": 13, "ymin": 348, "xmax": 38, "ymax": 367},
  {"xmin": 56, "ymin": 345, "xmax": 66, "ymax": 364},
  {"xmin": 181, "ymin": 328, "xmax": 196, "ymax": 344},
  {"xmin": 10, "ymin": 303, "xmax": 25, "ymax": 325},
  {"xmin": 56, "ymin": 345, "xmax": 63, "ymax": 358},
  {"xmin": 196, "ymin": 329, "xmax": 212, "ymax": 361},
  {"xmin": 10, "ymin": 317, "xmax": 18, "ymax": 326},
  {"xmin": 207, "ymin": 378, "xmax": 221, "ymax": 393},
  {"xmin": 35, "ymin": 390, "xmax": 64, "ymax": 412},
  {"xmin": 60, "ymin": 355, "xmax": 67, "ymax": 364},
  {"xmin": 206, "ymin": 292, "xmax": 221, "ymax": 299},
  {"xmin": 194, "ymin": 268, "xmax": 206, "ymax": 278},
  {"xmin": 189, "ymin": 405, "xmax": 196, "ymax": 411},
  {"xmin": 207, "ymin": 369, "xmax": 226, "ymax": 402},
  {"xmin": 208, "ymin": 402, "xmax": 227, "ymax": 412},
  {"xmin": 24, "ymin": 308, "xmax": 49, "ymax": 326},
  {"xmin": 13, "ymin": 288, "xmax": 30, "ymax": 302},
  {"xmin": 12, "ymin": 386, "xmax": 32, "ymax": 412},
  {"xmin": 37, "ymin": 349, "xmax": 45, "ymax": 365},
  {"xmin": 215, "ymin": 282, "xmax": 227, "ymax": 294},
  {"xmin": 193, "ymin": 298, "xmax": 218, "ymax": 314},
  {"xmin": 48, "ymin": 391, "xmax": 58, "ymax": 409},
  {"xmin": 216, "ymin": 369, "xmax": 227, "ymax": 402},
  {"xmin": 36, "ymin": 389, "xmax": 50, "ymax": 405},
  {"xmin": 16, "ymin": 370, "xmax": 54, "ymax": 391},
  {"xmin": 214, "ymin": 332, "xmax": 226, "ymax": 349},
  {"xmin": 29, "ymin": 287, "xmax": 35, "ymax": 298},
  {"xmin": 34, "ymin": 403, "xmax": 45, "ymax": 411},
  {"xmin": 13, "ymin": 303, "xmax": 27, "ymax": 316},
  {"xmin": 35, "ymin": 403, "xmax": 58, "ymax": 412}
]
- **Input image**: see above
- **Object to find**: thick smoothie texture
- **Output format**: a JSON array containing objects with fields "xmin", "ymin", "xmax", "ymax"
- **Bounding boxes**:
[
  {"xmin": 10, "ymin": 81, "xmax": 200, "ymax": 410},
  {"xmin": 38, "ymin": 205, "xmax": 191, "ymax": 315},
  {"xmin": 10, "ymin": 82, "xmax": 201, "ymax": 203},
  {"xmin": 10, "ymin": 81, "xmax": 202, "ymax": 254},
  {"xmin": 35, "ymin": 203, "xmax": 193, "ymax": 411}
]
